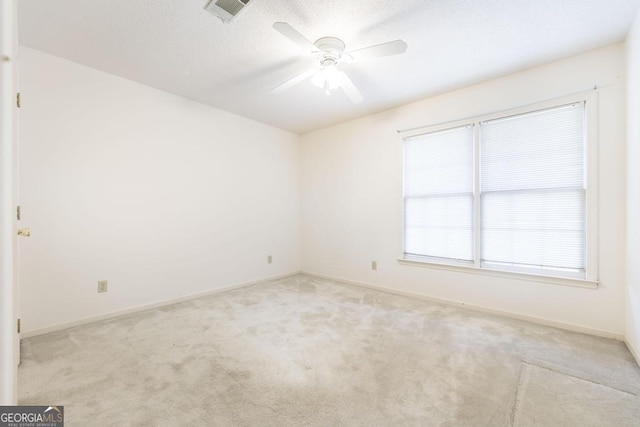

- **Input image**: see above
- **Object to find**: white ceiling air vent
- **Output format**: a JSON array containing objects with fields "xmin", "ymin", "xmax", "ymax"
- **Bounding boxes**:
[{"xmin": 204, "ymin": 0, "xmax": 251, "ymax": 23}]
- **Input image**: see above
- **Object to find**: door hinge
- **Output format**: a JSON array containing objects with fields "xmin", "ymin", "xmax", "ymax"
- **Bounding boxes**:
[
  {"xmin": 17, "ymin": 319, "xmax": 21, "ymax": 334},
  {"xmin": 16, "ymin": 92, "xmax": 20, "ymax": 108},
  {"xmin": 16, "ymin": 205, "xmax": 20, "ymax": 221}
]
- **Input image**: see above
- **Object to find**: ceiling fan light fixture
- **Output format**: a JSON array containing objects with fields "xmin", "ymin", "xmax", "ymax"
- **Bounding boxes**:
[{"xmin": 311, "ymin": 66, "xmax": 343, "ymax": 94}]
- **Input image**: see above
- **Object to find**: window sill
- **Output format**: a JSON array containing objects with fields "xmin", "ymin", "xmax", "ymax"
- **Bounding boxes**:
[{"xmin": 397, "ymin": 258, "xmax": 598, "ymax": 289}]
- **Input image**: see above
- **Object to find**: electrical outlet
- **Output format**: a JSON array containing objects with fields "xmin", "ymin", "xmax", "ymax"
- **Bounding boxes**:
[
  {"xmin": 371, "ymin": 261, "xmax": 377, "ymax": 270},
  {"xmin": 267, "ymin": 255, "xmax": 272, "ymax": 264},
  {"xmin": 98, "ymin": 280, "xmax": 108, "ymax": 293}
]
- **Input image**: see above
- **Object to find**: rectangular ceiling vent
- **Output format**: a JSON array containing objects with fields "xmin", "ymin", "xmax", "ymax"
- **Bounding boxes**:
[{"xmin": 204, "ymin": 0, "xmax": 251, "ymax": 23}]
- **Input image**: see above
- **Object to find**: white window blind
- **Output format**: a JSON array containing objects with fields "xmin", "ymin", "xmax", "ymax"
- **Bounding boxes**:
[
  {"xmin": 402, "ymin": 99, "xmax": 590, "ymax": 281},
  {"xmin": 480, "ymin": 103, "xmax": 586, "ymax": 277},
  {"xmin": 403, "ymin": 125, "xmax": 474, "ymax": 262}
]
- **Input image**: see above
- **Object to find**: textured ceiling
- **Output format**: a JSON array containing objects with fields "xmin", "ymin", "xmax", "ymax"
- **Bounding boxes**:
[{"xmin": 17, "ymin": 0, "xmax": 640, "ymax": 134}]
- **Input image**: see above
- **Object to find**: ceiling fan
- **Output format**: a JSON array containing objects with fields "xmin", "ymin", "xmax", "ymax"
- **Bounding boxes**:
[{"xmin": 271, "ymin": 22, "xmax": 408, "ymax": 104}]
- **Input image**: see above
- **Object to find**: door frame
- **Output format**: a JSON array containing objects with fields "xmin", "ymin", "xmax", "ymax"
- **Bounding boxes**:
[{"xmin": 0, "ymin": 0, "xmax": 17, "ymax": 406}]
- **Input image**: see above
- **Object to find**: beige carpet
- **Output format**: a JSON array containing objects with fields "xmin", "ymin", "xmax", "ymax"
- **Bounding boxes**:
[
  {"xmin": 19, "ymin": 275, "xmax": 640, "ymax": 426},
  {"xmin": 513, "ymin": 363, "xmax": 640, "ymax": 426}
]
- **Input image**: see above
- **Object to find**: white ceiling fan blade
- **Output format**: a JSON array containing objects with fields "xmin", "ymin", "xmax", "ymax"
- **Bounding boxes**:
[
  {"xmin": 339, "ymin": 72, "xmax": 364, "ymax": 104},
  {"xmin": 347, "ymin": 40, "xmax": 408, "ymax": 61},
  {"xmin": 273, "ymin": 22, "xmax": 318, "ymax": 53},
  {"xmin": 271, "ymin": 68, "xmax": 319, "ymax": 94}
]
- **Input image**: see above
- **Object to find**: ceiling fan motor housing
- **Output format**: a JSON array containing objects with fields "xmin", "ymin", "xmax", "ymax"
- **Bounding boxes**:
[{"xmin": 314, "ymin": 37, "xmax": 347, "ymax": 65}]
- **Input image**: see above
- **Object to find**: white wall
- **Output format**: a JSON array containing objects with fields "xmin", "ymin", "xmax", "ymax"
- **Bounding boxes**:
[
  {"xmin": 18, "ymin": 47, "xmax": 301, "ymax": 334},
  {"xmin": 626, "ymin": 10, "xmax": 640, "ymax": 361},
  {"xmin": 301, "ymin": 44, "xmax": 627, "ymax": 336}
]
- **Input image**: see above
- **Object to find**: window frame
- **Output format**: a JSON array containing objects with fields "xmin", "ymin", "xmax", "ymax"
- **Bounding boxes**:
[{"xmin": 398, "ymin": 92, "xmax": 599, "ymax": 289}]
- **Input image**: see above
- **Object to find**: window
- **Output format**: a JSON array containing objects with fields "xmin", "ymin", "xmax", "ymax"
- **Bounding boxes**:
[
  {"xmin": 404, "ymin": 126, "xmax": 474, "ymax": 263},
  {"xmin": 402, "ymin": 98, "xmax": 595, "ymax": 283}
]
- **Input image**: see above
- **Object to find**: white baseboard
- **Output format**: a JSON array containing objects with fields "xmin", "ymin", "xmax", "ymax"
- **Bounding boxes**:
[
  {"xmin": 625, "ymin": 338, "xmax": 640, "ymax": 367},
  {"xmin": 302, "ymin": 272, "xmax": 625, "ymax": 341},
  {"xmin": 23, "ymin": 270, "xmax": 628, "ymax": 345},
  {"xmin": 20, "ymin": 271, "xmax": 301, "ymax": 339}
]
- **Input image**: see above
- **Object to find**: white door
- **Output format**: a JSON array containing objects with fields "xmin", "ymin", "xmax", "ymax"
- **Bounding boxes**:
[{"xmin": 0, "ymin": 0, "xmax": 18, "ymax": 406}]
